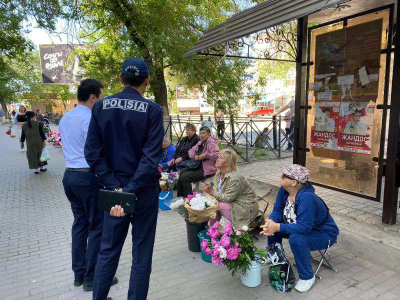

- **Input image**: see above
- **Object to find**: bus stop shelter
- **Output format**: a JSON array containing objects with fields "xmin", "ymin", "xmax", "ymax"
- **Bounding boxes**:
[{"xmin": 186, "ymin": 0, "xmax": 400, "ymax": 225}]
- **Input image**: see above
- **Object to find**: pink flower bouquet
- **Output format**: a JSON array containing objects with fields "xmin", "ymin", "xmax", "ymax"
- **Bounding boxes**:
[{"xmin": 202, "ymin": 221, "xmax": 267, "ymax": 276}]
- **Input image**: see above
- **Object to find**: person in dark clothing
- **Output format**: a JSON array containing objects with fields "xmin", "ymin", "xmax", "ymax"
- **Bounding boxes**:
[
  {"xmin": 261, "ymin": 164, "xmax": 339, "ymax": 293},
  {"xmin": 167, "ymin": 123, "xmax": 199, "ymax": 170},
  {"xmin": 20, "ymin": 111, "xmax": 47, "ymax": 174},
  {"xmin": 85, "ymin": 58, "xmax": 163, "ymax": 300}
]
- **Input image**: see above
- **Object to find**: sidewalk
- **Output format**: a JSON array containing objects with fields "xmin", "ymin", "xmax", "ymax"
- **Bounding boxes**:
[{"xmin": 1, "ymin": 124, "xmax": 400, "ymax": 300}]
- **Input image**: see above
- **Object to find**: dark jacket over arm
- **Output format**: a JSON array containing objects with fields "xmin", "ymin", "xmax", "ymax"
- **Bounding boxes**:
[{"xmin": 173, "ymin": 134, "xmax": 200, "ymax": 161}]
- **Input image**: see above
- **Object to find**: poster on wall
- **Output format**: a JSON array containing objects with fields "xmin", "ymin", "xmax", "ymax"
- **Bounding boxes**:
[
  {"xmin": 337, "ymin": 102, "xmax": 374, "ymax": 155},
  {"xmin": 310, "ymin": 17, "xmax": 383, "ymax": 156},
  {"xmin": 39, "ymin": 44, "xmax": 83, "ymax": 84},
  {"xmin": 310, "ymin": 102, "xmax": 340, "ymax": 149}
]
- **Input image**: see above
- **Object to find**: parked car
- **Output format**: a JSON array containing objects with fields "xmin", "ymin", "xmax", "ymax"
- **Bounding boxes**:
[{"xmin": 247, "ymin": 107, "xmax": 274, "ymax": 117}]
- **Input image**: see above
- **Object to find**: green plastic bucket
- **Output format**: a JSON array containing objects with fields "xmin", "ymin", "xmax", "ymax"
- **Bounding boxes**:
[{"xmin": 198, "ymin": 230, "xmax": 212, "ymax": 263}]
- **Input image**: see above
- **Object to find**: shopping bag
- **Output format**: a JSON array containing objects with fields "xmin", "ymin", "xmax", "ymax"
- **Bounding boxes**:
[{"xmin": 40, "ymin": 148, "xmax": 52, "ymax": 162}]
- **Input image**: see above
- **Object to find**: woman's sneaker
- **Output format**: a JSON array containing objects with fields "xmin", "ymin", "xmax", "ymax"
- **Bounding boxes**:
[
  {"xmin": 40, "ymin": 167, "xmax": 47, "ymax": 172},
  {"xmin": 34, "ymin": 169, "xmax": 40, "ymax": 174},
  {"xmin": 295, "ymin": 276, "xmax": 315, "ymax": 293}
]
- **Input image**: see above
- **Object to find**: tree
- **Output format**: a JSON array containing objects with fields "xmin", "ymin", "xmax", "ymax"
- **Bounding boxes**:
[
  {"xmin": 257, "ymin": 21, "xmax": 297, "ymax": 86},
  {"xmin": 75, "ymin": 0, "xmax": 251, "ymax": 116}
]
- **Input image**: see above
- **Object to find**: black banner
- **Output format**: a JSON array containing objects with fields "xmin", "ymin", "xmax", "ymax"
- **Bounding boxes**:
[{"xmin": 39, "ymin": 44, "xmax": 82, "ymax": 84}]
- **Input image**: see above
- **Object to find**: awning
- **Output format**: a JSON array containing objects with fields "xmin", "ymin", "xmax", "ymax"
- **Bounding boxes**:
[{"xmin": 185, "ymin": 0, "xmax": 349, "ymax": 56}]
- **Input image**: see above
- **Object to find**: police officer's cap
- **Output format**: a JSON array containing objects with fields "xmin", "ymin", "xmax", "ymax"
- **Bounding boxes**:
[{"xmin": 121, "ymin": 58, "xmax": 149, "ymax": 78}]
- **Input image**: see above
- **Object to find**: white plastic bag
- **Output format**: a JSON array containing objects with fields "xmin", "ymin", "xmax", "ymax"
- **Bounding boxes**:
[{"xmin": 40, "ymin": 148, "xmax": 52, "ymax": 162}]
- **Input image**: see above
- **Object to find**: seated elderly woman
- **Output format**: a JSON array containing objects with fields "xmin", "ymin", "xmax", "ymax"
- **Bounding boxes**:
[
  {"xmin": 177, "ymin": 126, "xmax": 218, "ymax": 198},
  {"xmin": 168, "ymin": 123, "xmax": 199, "ymax": 170},
  {"xmin": 260, "ymin": 164, "xmax": 339, "ymax": 293},
  {"xmin": 159, "ymin": 137, "xmax": 176, "ymax": 171},
  {"xmin": 201, "ymin": 149, "xmax": 259, "ymax": 229}
]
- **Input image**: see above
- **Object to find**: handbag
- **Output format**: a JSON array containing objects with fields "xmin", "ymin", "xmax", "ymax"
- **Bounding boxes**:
[
  {"xmin": 185, "ymin": 144, "xmax": 204, "ymax": 171},
  {"xmin": 185, "ymin": 159, "xmax": 202, "ymax": 171},
  {"xmin": 40, "ymin": 148, "xmax": 52, "ymax": 162}
]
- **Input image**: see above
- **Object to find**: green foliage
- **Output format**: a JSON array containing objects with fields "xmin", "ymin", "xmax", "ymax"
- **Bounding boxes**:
[
  {"xmin": 257, "ymin": 21, "xmax": 297, "ymax": 85},
  {"xmin": 253, "ymin": 149, "xmax": 268, "ymax": 158},
  {"xmin": 224, "ymin": 231, "xmax": 267, "ymax": 276},
  {"xmin": 75, "ymin": 0, "xmax": 252, "ymax": 113},
  {"xmin": 0, "ymin": 0, "xmax": 69, "ymax": 109}
]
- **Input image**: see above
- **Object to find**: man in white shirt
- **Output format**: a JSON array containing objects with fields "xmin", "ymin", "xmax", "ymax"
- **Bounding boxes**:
[{"xmin": 60, "ymin": 79, "xmax": 118, "ymax": 292}]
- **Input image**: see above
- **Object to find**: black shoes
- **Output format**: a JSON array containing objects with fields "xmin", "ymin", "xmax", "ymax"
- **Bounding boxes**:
[
  {"xmin": 83, "ymin": 276, "xmax": 118, "ymax": 292},
  {"xmin": 74, "ymin": 278, "xmax": 83, "ymax": 287}
]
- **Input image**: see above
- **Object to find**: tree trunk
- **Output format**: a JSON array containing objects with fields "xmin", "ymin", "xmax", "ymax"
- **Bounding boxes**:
[
  {"xmin": 150, "ymin": 65, "xmax": 169, "ymax": 117},
  {"xmin": 150, "ymin": 64, "xmax": 169, "ymax": 136}
]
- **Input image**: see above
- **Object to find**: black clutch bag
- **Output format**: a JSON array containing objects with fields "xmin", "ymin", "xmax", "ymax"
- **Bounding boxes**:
[{"xmin": 98, "ymin": 189, "xmax": 137, "ymax": 214}]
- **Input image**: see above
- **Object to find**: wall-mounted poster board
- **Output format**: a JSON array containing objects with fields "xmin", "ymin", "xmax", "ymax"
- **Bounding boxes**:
[
  {"xmin": 39, "ymin": 44, "xmax": 83, "ymax": 84},
  {"xmin": 306, "ymin": 8, "xmax": 390, "ymax": 198}
]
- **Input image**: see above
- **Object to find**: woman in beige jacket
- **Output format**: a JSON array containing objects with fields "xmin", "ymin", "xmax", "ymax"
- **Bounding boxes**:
[{"xmin": 202, "ymin": 149, "xmax": 259, "ymax": 228}]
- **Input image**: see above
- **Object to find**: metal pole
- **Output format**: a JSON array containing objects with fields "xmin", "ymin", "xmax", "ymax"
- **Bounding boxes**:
[
  {"xmin": 294, "ymin": 16, "xmax": 309, "ymax": 166},
  {"xmin": 273, "ymin": 115, "xmax": 277, "ymax": 149},
  {"xmin": 278, "ymin": 115, "xmax": 281, "ymax": 159},
  {"xmin": 169, "ymin": 115, "xmax": 173, "ymax": 142},
  {"xmin": 246, "ymin": 122, "xmax": 249, "ymax": 162},
  {"xmin": 383, "ymin": 1, "xmax": 400, "ymax": 224},
  {"xmin": 231, "ymin": 114, "xmax": 236, "ymax": 145}
]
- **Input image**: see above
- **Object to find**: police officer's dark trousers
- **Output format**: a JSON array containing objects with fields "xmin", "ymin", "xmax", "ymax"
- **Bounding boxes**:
[
  {"xmin": 62, "ymin": 169, "xmax": 103, "ymax": 283},
  {"xmin": 92, "ymin": 176, "xmax": 159, "ymax": 300}
]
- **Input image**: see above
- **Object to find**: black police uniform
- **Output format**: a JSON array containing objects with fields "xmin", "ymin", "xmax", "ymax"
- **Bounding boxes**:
[{"xmin": 85, "ymin": 86, "xmax": 163, "ymax": 300}]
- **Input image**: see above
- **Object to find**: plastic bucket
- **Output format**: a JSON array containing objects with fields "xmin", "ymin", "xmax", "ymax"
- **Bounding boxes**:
[
  {"xmin": 186, "ymin": 220, "xmax": 207, "ymax": 252},
  {"xmin": 198, "ymin": 230, "xmax": 212, "ymax": 263},
  {"xmin": 159, "ymin": 191, "xmax": 172, "ymax": 211},
  {"xmin": 241, "ymin": 260, "xmax": 262, "ymax": 287}
]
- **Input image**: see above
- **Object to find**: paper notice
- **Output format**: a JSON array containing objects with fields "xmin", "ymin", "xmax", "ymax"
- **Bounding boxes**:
[
  {"xmin": 318, "ymin": 92, "xmax": 333, "ymax": 101},
  {"xmin": 338, "ymin": 75, "xmax": 354, "ymax": 85},
  {"xmin": 313, "ymin": 82, "xmax": 323, "ymax": 90},
  {"xmin": 315, "ymin": 73, "xmax": 335, "ymax": 80},
  {"xmin": 359, "ymin": 66, "xmax": 370, "ymax": 86},
  {"xmin": 368, "ymin": 74, "xmax": 379, "ymax": 82}
]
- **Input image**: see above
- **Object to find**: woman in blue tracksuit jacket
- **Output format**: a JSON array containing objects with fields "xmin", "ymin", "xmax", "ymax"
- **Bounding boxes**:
[
  {"xmin": 261, "ymin": 164, "xmax": 339, "ymax": 293},
  {"xmin": 159, "ymin": 137, "xmax": 176, "ymax": 171}
]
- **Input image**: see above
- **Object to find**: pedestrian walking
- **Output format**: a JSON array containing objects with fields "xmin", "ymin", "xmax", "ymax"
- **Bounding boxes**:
[
  {"xmin": 20, "ymin": 111, "xmax": 47, "ymax": 174},
  {"xmin": 275, "ymin": 97, "xmax": 295, "ymax": 151},
  {"xmin": 36, "ymin": 108, "xmax": 44, "ymax": 122},
  {"xmin": 215, "ymin": 109, "xmax": 225, "ymax": 139},
  {"xmin": 85, "ymin": 58, "xmax": 164, "ymax": 300},
  {"xmin": 0, "ymin": 107, "xmax": 5, "ymax": 125},
  {"xmin": 15, "ymin": 105, "xmax": 27, "ymax": 152},
  {"xmin": 59, "ymin": 79, "xmax": 117, "ymax": 292}
]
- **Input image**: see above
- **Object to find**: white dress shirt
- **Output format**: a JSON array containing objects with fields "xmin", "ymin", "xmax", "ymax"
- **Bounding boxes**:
[{"xmin": 59, "ymin": 104, "xmax": 92, "ymax": 168}]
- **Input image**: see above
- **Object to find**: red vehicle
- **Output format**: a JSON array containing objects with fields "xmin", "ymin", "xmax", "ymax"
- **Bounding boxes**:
[{"xmin": 247, "ymin": 107, "xmax": 274, "ymax": 117}]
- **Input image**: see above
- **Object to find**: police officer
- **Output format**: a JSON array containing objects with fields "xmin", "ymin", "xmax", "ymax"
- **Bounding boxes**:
[
  {"xmin": 60, "ymin": 79, "xmax": 118, "ymax": 291},
  {"xmin": 85, "ymin": 58, "xmax": 164, "ymax": 300}
]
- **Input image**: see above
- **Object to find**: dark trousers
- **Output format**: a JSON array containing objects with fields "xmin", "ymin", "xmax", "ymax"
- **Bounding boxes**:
[
  {"xmin": 177, "ymin": 167, "xmax": 205, "ymax": 198},
  {"xmin": 92, "ymin": 176, "xmax": 159, "ymax": 300},
  {"xmin": 217, "ymin": 121, "xmax": 225, "ymax": 139},
  {"xmin": 62, "ymin": 170, "xmax": 103, "ymax": 282},
  {"xmin": 268, "ymin": 231, "xmax": 336, "ymax": 280}
]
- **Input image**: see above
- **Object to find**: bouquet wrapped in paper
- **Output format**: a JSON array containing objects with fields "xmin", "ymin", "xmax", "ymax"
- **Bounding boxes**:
[{"xmin": 184, "ymin": 192, "xmax": 219, "ymax": 223}]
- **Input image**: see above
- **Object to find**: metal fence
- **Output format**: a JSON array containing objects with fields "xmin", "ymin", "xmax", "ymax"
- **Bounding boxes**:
[{"xmin": 164, "ymin": 115, "xmax": 294, "ymax": 162}]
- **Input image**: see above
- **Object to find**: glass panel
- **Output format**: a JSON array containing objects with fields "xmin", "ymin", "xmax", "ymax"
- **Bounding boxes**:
[{"xmin": 306, "ymin": 9, "xmax": 390, "ymax": 198}]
